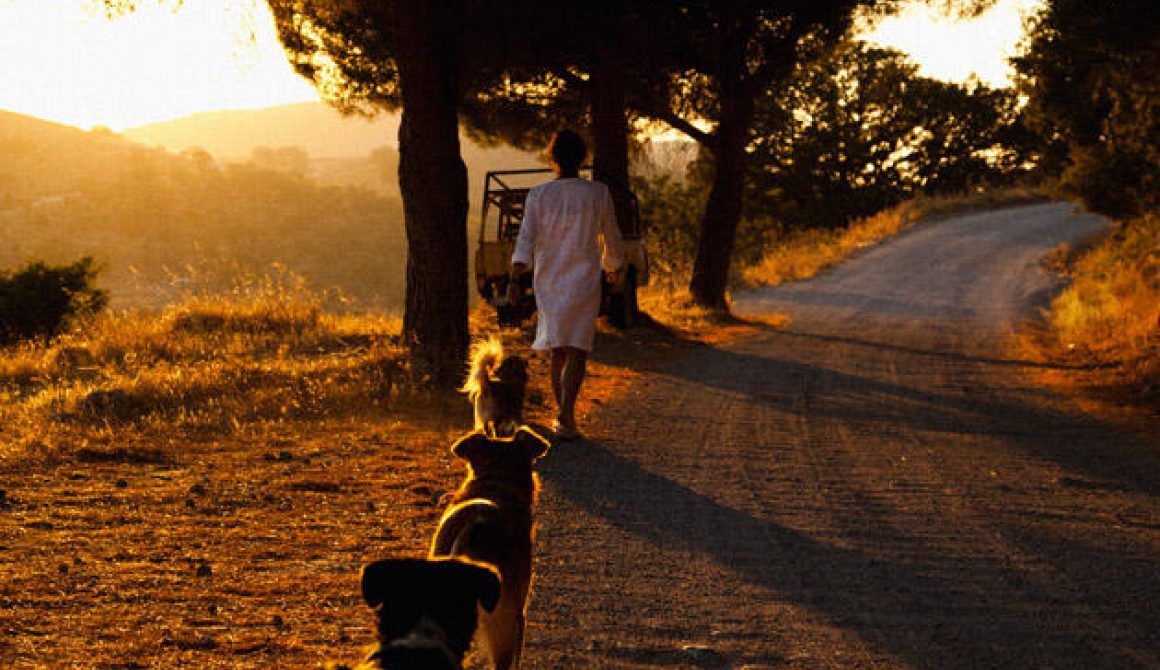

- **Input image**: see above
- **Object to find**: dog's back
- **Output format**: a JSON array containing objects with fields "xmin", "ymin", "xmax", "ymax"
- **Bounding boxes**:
[
  {"xmin": 432, "ymin": 499, "xmax": 526, "ymax": 570},
  {"xmin": 430, "ymin": 428, "xmax": 549, "ymax": 670}
]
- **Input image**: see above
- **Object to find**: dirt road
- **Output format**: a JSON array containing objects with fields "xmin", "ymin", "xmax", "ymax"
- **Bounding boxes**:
[{"xmin": 522, "ymin": 203, "xmax": 1159, "ymax": 669}]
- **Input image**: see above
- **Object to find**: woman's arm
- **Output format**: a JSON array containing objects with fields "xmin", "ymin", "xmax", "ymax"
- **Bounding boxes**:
[
  {"xmin": 512, "ymin": 189, "xmax": 538, "ymax": 269},
  {"xmin": 598, "ymin": 185, "xmax": 625, "ymax": 278}
]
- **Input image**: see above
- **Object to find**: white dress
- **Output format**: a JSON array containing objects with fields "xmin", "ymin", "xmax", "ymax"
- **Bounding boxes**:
[{"xmin": 512, "ymin": 178, "xmax": 624, "ymax": 351}]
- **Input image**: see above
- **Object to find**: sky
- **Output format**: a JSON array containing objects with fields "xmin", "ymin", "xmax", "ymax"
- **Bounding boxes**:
[
  {"xmin": 0, "ymin": 0, "xmax": 1044, "ymax": 132},
  {"xmin": 861, "ymin": 0, "xmax": 1044, "ymax": 86},
  {"xmin": 0, "ymin": 0, "xmax": 319, "ymax": 130}
]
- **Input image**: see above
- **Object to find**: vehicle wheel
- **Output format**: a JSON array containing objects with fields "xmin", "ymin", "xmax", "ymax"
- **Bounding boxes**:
[
  {"xmin": 497, "ymin": 303, "xmax": 521, "ymax": 327},
  {"xmin": 608, "ymin": 269, "xmax": 638, "ymax": 329}
]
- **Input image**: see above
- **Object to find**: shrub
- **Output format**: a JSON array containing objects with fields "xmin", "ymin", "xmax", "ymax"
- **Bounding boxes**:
[{"xmin": 0, "ymin": 257, "xmax": 108, "ymax": 345}]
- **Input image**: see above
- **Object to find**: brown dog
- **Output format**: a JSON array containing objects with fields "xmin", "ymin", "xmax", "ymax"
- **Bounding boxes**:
[
  {"xmin": 461, "ymin": 337, "xmax": 528, "ymax": 438},
  {"xmin": 332, "ymin": 557, "xmax": 501, "ymax": 670},
  {"xmin": 430, "ymin": 427, "xmax": 550, "ymax": 670}
]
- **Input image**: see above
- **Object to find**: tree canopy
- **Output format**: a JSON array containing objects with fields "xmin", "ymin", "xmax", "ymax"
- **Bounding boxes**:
[
  {"xmin": 1014, "ymin": 0, "xmax": 1158, "ymax": 218},
  {"xmin": 748, "ymin": 41, "xmax": 1029, "ymax": 230}
]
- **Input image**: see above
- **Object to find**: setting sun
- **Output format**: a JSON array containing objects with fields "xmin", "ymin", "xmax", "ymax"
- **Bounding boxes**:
[{"xmin": 0, "ymin": 0, "xmax": 317, "ymax": 130}]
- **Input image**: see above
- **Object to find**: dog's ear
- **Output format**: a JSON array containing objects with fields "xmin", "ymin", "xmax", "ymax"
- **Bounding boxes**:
[
  {"xmin": 453, "ymin": 560, "xmax": 502, "ymax": 613},
  {"xmin": 514, "ymin": 427, "xmax": 551, "ymax": 462},
  {"xmin": 451, "ymin": 431, "xmax": 491, "ymax": 462},
  {"xmin": 360, "ymin": 558, "xmax": 413, "ymax": 610}
]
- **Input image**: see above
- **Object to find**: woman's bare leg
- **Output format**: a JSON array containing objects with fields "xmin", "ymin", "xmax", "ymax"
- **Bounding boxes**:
[
  {"xmin": 550, "ymin": 348, "xmax": 566, "ymax": 411},
  {"xmin": 558, "ymin": 347, "xmax": 587, "ymax": 431}
]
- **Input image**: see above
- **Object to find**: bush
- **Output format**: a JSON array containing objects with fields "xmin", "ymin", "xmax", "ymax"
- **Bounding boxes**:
[{"xmin": 0, "ymin": 257, "xmax": 108, "ymax": 345}]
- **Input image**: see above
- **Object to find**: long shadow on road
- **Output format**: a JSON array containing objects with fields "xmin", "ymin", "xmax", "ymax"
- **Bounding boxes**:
[
  {"xmin": 540, "ymin": 438, "xmax": 1155, "ymax": 669},
  {"xmin": 645, "ymin": 330, "xmax": 1159, "ymax": 497}
]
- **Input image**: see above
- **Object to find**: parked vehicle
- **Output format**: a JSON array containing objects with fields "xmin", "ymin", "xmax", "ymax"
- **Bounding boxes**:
[{"xmin": 474, "ymin": 168, "xmax": 649, "ymax": 328}]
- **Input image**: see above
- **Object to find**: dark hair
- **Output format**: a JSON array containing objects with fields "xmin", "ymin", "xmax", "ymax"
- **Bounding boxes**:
[{"xmin": 548, "ymin": 130, "xmax": 587, "ymax": 173}]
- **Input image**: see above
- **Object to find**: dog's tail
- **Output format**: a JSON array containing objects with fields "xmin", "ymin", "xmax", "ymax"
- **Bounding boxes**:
[{"xmin": 461, "ymin": 337, "xmax": 505, "ymax": 402}]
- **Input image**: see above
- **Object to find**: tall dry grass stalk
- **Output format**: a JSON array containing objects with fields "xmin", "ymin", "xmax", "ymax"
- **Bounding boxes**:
[
  {"xmin": 1044, "ymin": 213, "xmax": 1158, "ymax": 394},
  {"xmin": 739, "ymin": 187, "xmax": 1046, "ymax": 289},
  {"xmin": 637, "ymin": 282, "xmax": 728, "ymax": 331},
  {"xmin": 0, "ymin": 270, "xmax": 406, "ymax": 465}
]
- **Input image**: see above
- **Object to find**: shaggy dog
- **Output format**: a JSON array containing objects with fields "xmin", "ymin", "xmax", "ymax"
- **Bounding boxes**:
[
  {"xmin": 461, "ymin": 338, "xmax": 528, "ymax": 438},
  {"xmin": 331, "ymin": 557, "xmax": 501, "ymax": 670},
  {"xmin": 430, "ymin": 427, "xmax": 550, "ymax": 670}
]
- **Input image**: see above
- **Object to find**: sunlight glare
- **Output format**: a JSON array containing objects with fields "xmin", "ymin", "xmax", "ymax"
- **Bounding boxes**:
[
  {"xmin": 861, "ymin": 0, "xmax": 1045, "ymax": 87},
  {"xmin": 0, "ymin": 0, "xmax": 318, "ymax": 130}
]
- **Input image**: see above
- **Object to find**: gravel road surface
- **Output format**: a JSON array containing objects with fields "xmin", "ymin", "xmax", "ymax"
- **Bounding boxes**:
[{"xmin": 522, "ymin": 203, "xmax": 1159, "ymax": 669}]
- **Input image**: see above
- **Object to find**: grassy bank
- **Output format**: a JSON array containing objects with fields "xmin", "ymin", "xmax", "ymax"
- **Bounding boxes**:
[
  {"xmin": 1031, "ymin": 213, "xmax": 1158, "ymax": 411},
  {"xmin": 0, "ymin": 275, "xmax": 407, "ymax": 466}
]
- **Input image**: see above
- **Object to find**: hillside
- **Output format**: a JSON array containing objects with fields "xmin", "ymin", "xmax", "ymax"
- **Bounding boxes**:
[
  {"xmin": 0, "ymin": 110, "xmax": 407, "ymax": 311},
  {"xmin": 121, "ymin": 102, "xmax": 544, "ymax": 200},
  {"xmin": 122, "ymin": 102, "xmax": 399, "ymax": 161}
]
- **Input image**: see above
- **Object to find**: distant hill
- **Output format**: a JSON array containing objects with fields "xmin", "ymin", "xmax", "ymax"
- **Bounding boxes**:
[
  {"xmin": 4, "ymin": 106, "xmax": 683, "ymax": 314},
  {"xmin": 121, "ymin": 101, "xmax": 543, "ymax": 168},
  {"xmin": 0, "ymin": 110, "xmax": 141, "ymax": 197},
  {"xmin": 0, "ymin": 109, "xmax": 407, "ymax": 311},
  {"xmin": 122, "ymin": 102, "xmax": 399, "ymax": 161},
  {"xmin": 121, "ymin": 102, "xmax": 545, "ymax": 200}
]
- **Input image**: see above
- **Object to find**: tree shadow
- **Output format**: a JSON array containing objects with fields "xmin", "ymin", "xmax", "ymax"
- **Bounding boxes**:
[
  {"xmin": 539, "ymin": 438, "xmax": 1155, "ymax": 669},
  {"xmin": 770, "ymin": 325, "xmax": 1109, "ymax": 371},
  {"xmin": 644, "ymin": 332, "xmax": 1159, "ymax": 496},
  {"xmin": 742, "ymin": 287, "xmax": 977, "ymax": 320}
]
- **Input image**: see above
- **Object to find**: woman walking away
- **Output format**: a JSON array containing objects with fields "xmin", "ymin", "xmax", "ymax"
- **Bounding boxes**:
[{"xmin": 509, "ymin": 130, "xmax": 624, "ymax": 440}]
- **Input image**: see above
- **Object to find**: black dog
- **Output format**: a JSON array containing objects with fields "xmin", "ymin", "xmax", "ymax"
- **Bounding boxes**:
[{"xmin": 332, "ymin": 557, "xmax": 501, "ymax": 670}]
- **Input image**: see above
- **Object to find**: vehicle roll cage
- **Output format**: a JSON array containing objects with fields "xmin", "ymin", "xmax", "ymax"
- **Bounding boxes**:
[{"xmin": 479, "ymin": 167, "xmax": 643, "ymax": 244}]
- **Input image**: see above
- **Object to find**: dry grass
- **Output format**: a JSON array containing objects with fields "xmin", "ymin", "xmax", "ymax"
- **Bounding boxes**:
[
  {"xmin": 1026, "ymin": 213, "xmax": 1159, "ymax": 410},
  {"xmin": 0, "ymin": 271, "xmax": 687, "ymax": 668},
  {"xmin": 740, "ymin": 187, "xmax": 1047, "ymax": 289},
  {"xmin": 0, "ymin": 273, "xmax": 406, "ymax": 467},
  {"xmin": 637, "ymin": 283, "xmax": 788, "ymax": 344},
  {"xmin": 0, "ymin": 277, "xmax": 441, "ymax": 669},
  {"xmin": 0, "ymin": 280, "xmax": 518, "ymax": 668}
]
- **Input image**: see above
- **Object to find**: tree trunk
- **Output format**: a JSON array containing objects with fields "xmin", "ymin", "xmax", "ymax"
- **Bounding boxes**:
[
  {"xmin": 688, "ymin": 4, "xmax": 757, "ymax": 311},
  {"xmin": 590, "ymin": 55, "xmax": 634, "ymax": 235},
  {"xmin": 688, "ymin": 86, "xmax": 755, "ymax": 309},
  {"xmin": 688, "ymin": 118, "xmax": 748, "ymax": 310},
  {"xmin": 393, "ymin": 2, "xmax": 469, "ymax": 386}
]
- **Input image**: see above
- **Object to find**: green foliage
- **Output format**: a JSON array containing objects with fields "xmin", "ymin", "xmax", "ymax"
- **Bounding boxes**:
[
  {"xmin": 635, "ymin": 175, "xmax": 706, "ymax": 280},
  {"xmin": 0, "ymin": 257, "xmax": 108, "ymax": 345},
  {"xmin": 747, "ymin": 41, "xmax": 1030, "ymax": 230},
  {"xmin": 1014, "ymin": 0, "xmax": 1158, "ymax": 218},
  {"xmin": 635, "ymin": 167, "xmax": 773, "ymax": 280}
]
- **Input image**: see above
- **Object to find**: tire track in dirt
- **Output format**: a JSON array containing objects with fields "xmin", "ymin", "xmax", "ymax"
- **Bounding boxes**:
[{"xmin": 521, "ymin": 203, "xmax": 1159, "ymax": 669}]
